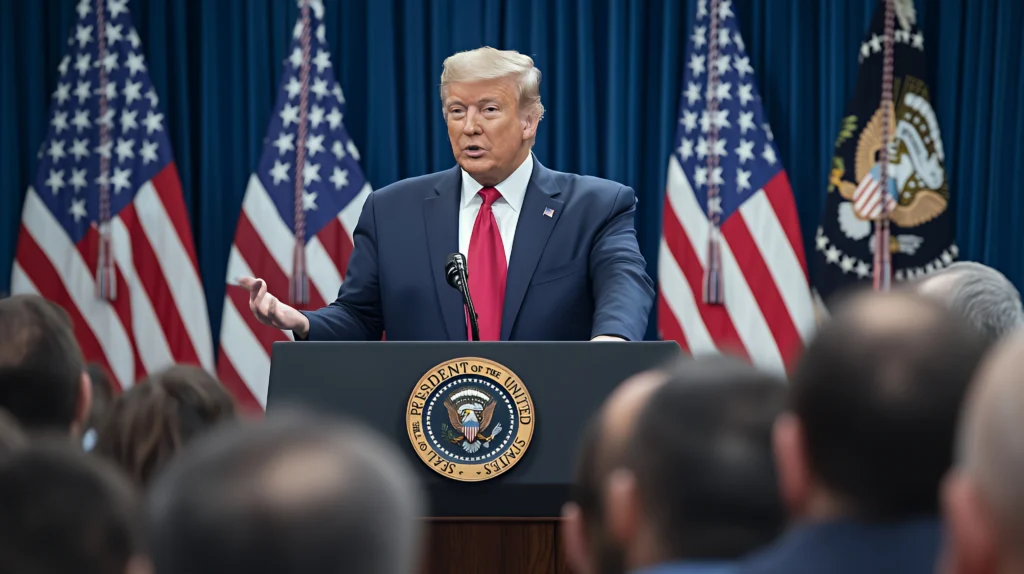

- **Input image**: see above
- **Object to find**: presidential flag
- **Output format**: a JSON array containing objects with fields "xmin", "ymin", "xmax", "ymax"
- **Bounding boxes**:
[
  {"xmin": 812, "ymin": 0, "xmax": 955, "ymax": 303},
  {"xmin": 10, "ymin": 0, "xmax": 212, "ymax": 390},
  {"xmin": 657, "ymin": 0, "xmax": 815, "ymax": 372},
  {"xmin": 217, "ymin": 0, "xmax": 371, "ymax": 410}
]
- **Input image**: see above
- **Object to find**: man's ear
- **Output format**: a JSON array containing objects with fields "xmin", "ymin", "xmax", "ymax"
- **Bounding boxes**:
[
  {"xmin": 72, "ymin": 370, "xmax": 93, "ymax": 437},
  {"xmin": 605, "ymin": 468, "xmax": 640, "ymax": 547},
  {"xmin": 561, "ymin": 502, "xmax": 593, "ymax": 574},
  {"xmin": 521, "ymin": 112, "xmax": 539, "ymax": 141},
  {"xmin": 941, "ymin": 472, "xmax": 999, "ymax": 574},
  {"xmin": 774, "ymin": 413, "xmax": 811, "ymax": 517}
]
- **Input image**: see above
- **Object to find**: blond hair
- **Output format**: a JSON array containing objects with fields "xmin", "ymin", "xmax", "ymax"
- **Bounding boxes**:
[{"xmin": 439, "ymin": 46, "xmax": 544, "ymax": 121}]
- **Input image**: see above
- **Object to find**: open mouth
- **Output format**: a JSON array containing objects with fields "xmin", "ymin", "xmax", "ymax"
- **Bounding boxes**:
[{"xmin": 464, "ymin": 145, "xmax": 486, "ymax": 158}]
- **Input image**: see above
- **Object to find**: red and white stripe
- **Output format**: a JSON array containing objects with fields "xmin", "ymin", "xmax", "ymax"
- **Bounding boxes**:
[
  {"xmin": 12, "ymin": 164, "xmax": 213, "ymax": 391},
  {"xmin": 658, "ymin": 156, "xmax": 815, "ymax": 373},
  {"xmin": 216, "ymin": 174, "xmax": 370, "ymax": 410},
  {"xmin": 853, "ymin": 174, "xmax": 897, "ymax": 220}
]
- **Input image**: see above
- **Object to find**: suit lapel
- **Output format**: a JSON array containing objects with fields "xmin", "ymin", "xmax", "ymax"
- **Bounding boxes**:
[
  {"xmin": 501, "ymin": 159, "xmax": 563, "ymax": 340},
  {"xmin": 424, "ymin": 166, "xmax": 467, "ymax": 341}
]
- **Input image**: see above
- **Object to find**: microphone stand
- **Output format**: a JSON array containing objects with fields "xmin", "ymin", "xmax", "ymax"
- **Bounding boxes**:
[{"xmin": 457, "ymin": 258, "xmax": 481, "ymax": 342}]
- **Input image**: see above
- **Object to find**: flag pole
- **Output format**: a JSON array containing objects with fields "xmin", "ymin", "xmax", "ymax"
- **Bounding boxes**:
[
  {"xmin": 290, "ymin": 0, "xmax": 312, "ymax": 306},
  {"xmin": 95, "ymin": 0, "xmax": 117, "ymax": 301},
  {"xmin": 873, "ymin": 0, "xmax": 896, "ymax": 291},
  {"xmin": 702, "ymin": 0, "xmax": 724, "ymax": 305}
]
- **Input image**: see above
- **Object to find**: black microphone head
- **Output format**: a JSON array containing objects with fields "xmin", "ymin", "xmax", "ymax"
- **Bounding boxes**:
[{"xmin": 445, "ymin": 253, "xmax": 463, "ymax": 290}]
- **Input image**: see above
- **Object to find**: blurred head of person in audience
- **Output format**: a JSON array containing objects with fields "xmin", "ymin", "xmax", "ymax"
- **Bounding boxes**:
[
  {"xmin": 147, "ymin": 409, "xmax": 425, "ymax": 574},
  {"xmin": 563, "ymin": 358, "xmax": 786, "ymax": 574},
  {"xmin": 915, "ymin": 261, "xmax": 1024, "ymax": 344},
  {"xmin": 736, "ymin": 291, "xmax": 991, "ymax": 574},
  {"xmin": 776, "ymin": 291, "xmax": 989, "ymax": 522},
  {"xmin": 0, "ymin": 442, "xmax": 149, "ymax": 574},
  {"xmin": 95, "ymin": 365, "xmax": 237, "ymax": 488},
  {"xmin": 563, "ymin": 366, "xmax": 668, "ymax": 574},
  {"xmin": 942, "ymin": 332, "xmax": 1024, "ymax": 574},
  {"xmin": 0, "ymin": 294, "xmax": 92, "ymax": 437}
]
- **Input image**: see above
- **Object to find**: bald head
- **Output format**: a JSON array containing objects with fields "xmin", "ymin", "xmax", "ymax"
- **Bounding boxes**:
[
  {"xmin": 148, "ymin": 411, "xmax": 425, "ymax": 574},
  {"xmin": 957, "ymin": 332, "xmax": 1024, "ymax": 543},
  {"xmin": 915, "ymin": 261, "xmax": 1024, "ymax": 344},
  {"xmin": 791, "ymin": 290, "xmax": 991, "ymax": 519},
  {"xmin": 572, "ymin": 369, "xmax": 668, "ymax": 520},
  {"xmin": 600, "ymin": 371, "xmax": 669, "ymax": 458},
  {"xmin": 564, "ymin": 369, "xmax": 668, "ymax": 574}
]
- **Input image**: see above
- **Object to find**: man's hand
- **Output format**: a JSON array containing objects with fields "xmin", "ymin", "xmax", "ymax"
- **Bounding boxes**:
[
  {"xmin": 237, "ymin": 276, "xmax": 311, "ymax": 339},
  {"xmin": 591, "ymin": 335, "xmax": 626, "ymax": 342}
]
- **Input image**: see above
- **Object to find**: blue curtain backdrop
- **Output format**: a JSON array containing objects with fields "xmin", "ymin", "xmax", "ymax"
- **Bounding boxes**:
[{"xmin": 2, "ymin": 0, "xmax": 1022, "ymax": 342}]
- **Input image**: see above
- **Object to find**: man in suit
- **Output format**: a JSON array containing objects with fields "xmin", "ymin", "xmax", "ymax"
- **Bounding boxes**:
[
  {"xmin": 562, "ymin": 358, "xmax": 786, "ymax": 574},
  {"xmin": 239, "ymin": 47, "xmax": 654, "ymax": 342},
  {"xmin": 941, "ymin": 332, "xmax": 1024, "ymax": 574},
  {"xmin": 737, "ymin": 291, "xmax": 991, "ymax": 574}
]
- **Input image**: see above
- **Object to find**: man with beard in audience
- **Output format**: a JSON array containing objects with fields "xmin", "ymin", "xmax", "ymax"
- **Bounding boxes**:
[{"xmin": 737, "ymin": 291, "xmax": 991, "ymax": 574}]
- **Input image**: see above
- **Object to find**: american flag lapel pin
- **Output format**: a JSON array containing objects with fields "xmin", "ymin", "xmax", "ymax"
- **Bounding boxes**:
[{"xmin": 543, "ymin": 207, "xmax": 555, "ymax": 218}]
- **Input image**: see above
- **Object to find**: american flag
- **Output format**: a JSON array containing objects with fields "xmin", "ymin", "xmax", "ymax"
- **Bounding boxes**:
[
  {"xmin": 10, "ymin": 0, "xmax": 212, "ymax": 390},
  {"xmin": 217, "ymin": 0, "xmax": 371, "ymax": 410},
  {"xmin": 657, "ymin": 0, "xmax": 815, "ymax": 372}
]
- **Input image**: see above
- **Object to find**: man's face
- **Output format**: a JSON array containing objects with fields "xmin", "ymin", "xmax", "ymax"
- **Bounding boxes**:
[{"xmin": 444, "ymin": 77, "xmax": 535, "ymax": 186}]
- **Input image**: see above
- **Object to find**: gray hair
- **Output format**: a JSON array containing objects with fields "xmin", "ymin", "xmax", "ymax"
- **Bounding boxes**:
[
  {"xmin": 916, "ymin": 261, "xmax": 1024, "ymax": 343},
  {"xmin": 439, "ymin": 46, "xmax": 545, "ymax": 121}
]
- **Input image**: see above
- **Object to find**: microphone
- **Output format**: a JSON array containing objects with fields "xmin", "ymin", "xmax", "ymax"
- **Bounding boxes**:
[{"xmin": 445, "ymin": 253, "xmax": 480, "ymax": 341}]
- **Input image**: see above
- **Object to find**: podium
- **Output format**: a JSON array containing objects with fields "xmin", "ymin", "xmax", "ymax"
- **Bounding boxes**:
[{"xmin": 267, "ymin": 341, "xmax": 681, "ymax": 574}]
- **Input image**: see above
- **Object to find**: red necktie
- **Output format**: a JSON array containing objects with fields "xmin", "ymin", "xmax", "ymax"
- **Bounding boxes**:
[{"xmin": 467, "ymin": 187, "xmax": 507, "ymax": 341}]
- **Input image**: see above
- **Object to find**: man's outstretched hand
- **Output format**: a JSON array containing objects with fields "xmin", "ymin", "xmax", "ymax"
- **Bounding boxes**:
[{"xmin": 236, "ymin": 276, "xmax": 310, "ymax": 339}]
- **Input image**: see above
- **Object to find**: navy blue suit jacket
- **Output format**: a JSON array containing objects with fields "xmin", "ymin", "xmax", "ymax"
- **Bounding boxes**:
[
  {"xmin": 735, "ymin": 519, "xmax": 942, "ymax": 574},
  {"xmin": 301, "ymin": 157, "xmax": 655, "ymax": 341}
]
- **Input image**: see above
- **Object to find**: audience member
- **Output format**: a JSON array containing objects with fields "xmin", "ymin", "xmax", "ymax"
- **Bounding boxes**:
[
  {"xmin": 0, "ymin": 294, "xmax": 92, "ymax": 436},
  {"xmin": 563, "ymin": 358, "xmax": 787, "ymax": 574},
  {"xmin": 914, "ymin": 261, "xmax": 1024, "ymax": 343},
  {"xmin": 563, "ymin": 367, "xmax": 669, "ymax": 574},
  {"xmin": 95, "ymin": 365, "xmax": 238, "ymax": 488},
  {"xmin": 942, "ymin": 332, "xmax": 1024, "ymax": 574},
  {"xmin": 0, "ymin": 442, "xmax": 149, "ymax": 574},
  {"xmin": 147, "ymin": 410, "xmax": 425, "ymax": 574},
  {"xmin": 737, "ymin": 291, "xmax": 991, "ymax": 574}
]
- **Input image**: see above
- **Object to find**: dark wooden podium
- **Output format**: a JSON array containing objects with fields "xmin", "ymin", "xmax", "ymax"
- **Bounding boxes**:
[{"xmin": 267, "ymin": 341, "xmax": 680, "ymax": 574}]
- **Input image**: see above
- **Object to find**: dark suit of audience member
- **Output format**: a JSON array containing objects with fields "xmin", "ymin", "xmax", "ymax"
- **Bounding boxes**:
[
  {"xmin": 0, "ymin": 443, "xmax": 147, "ymax": 574},
  {"xmin": 736, "ymin": 291, "xmax": 991, "ymax": 574},
  {"xmin": 0, "ymin": 294, "xmax": 92, "ymax": 437},
  {"xmin": 562, "ymin": 358, "xmax": 787, "ymax": 574},
  {"xmin": 147, "ymin": 410, "xmax": 424, "ymax": 574}
]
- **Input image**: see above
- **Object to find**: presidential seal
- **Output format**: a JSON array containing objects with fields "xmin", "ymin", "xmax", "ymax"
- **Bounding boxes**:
[{"xmin": 406, "ymin": 358, "xmax": 534, "ymax": 482}]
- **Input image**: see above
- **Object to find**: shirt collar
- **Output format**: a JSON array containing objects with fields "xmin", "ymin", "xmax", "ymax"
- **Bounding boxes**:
[{"xmin": 460, "ymin": 153, "xmax": 534, "ymax": 213}]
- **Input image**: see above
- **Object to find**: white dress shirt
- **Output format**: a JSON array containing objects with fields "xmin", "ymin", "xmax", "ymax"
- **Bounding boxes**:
[{"xmin": 458, "ymin": 154, "xmax": 534, "ymax": 264}]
